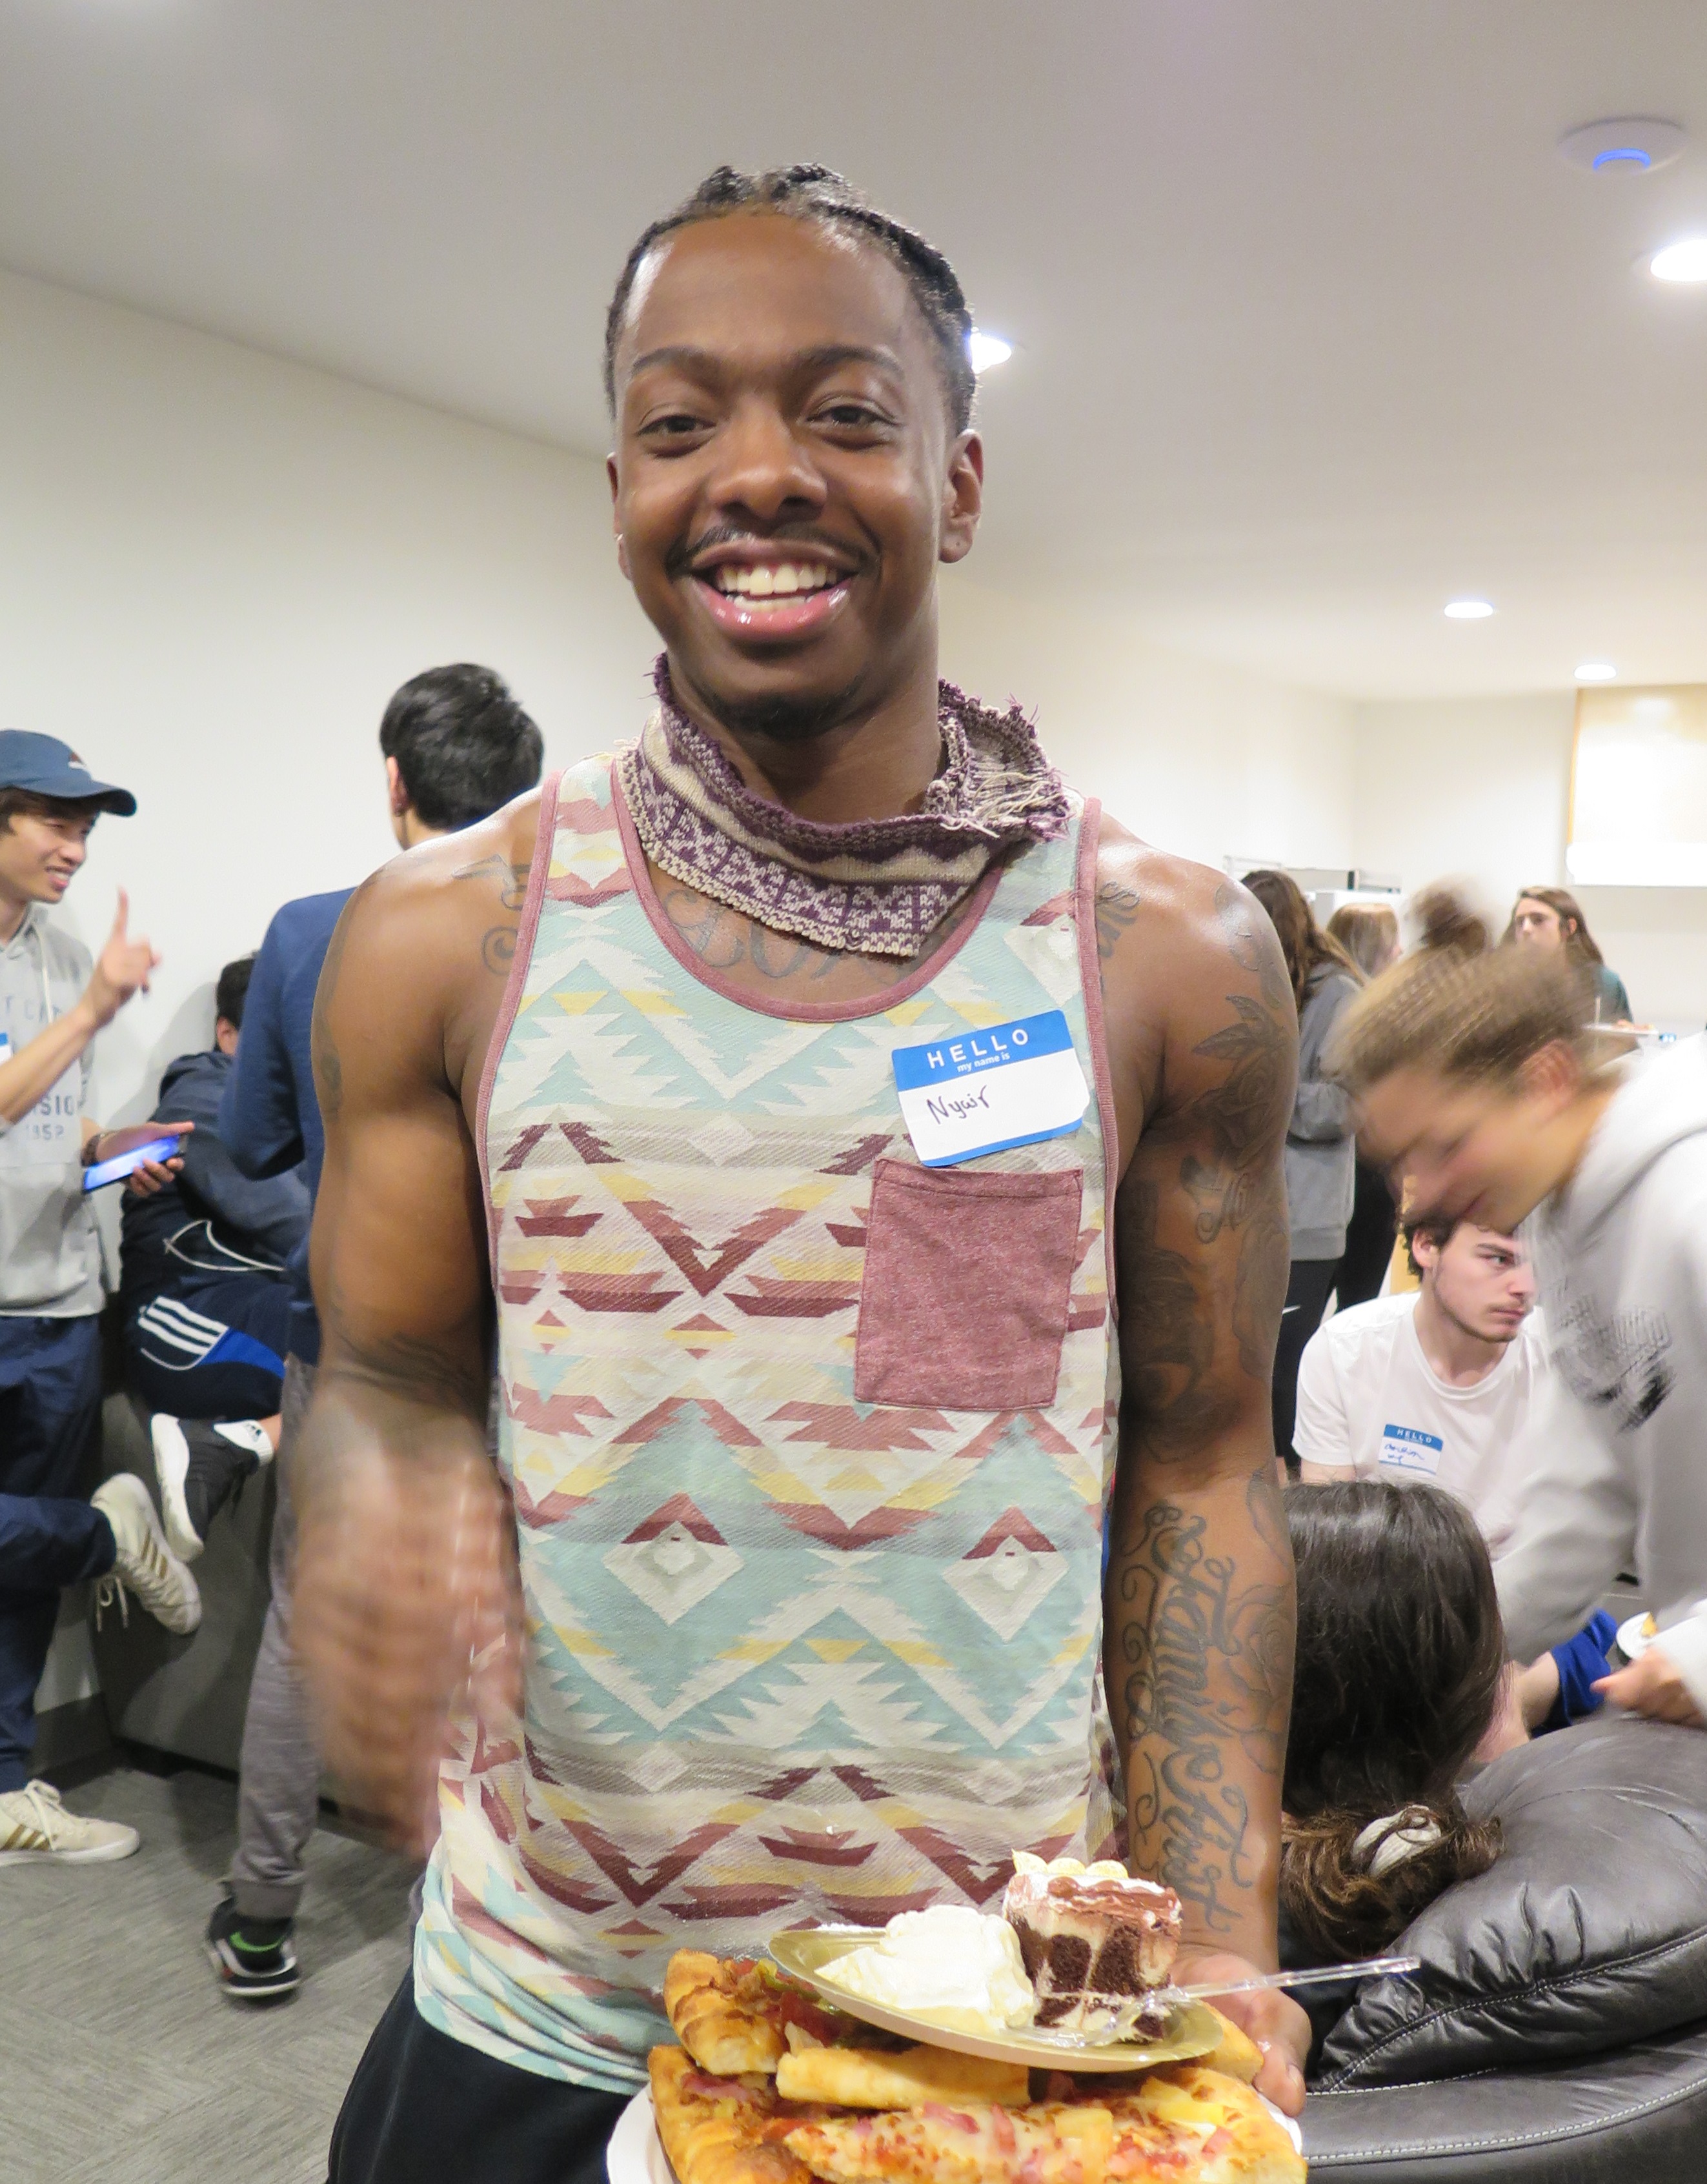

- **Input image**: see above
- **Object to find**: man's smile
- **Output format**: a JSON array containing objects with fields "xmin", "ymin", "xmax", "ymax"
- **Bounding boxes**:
[{"xmin": 683, "ymin": 541, "xmax": 859, "ymax": 642}]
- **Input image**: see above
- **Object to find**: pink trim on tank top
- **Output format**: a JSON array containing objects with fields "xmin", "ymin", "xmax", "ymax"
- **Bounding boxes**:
[
  {"xmin": 609, "ymin": 757, "xmax": 1007, "ymax": 1025},
  {"xmin": 475, "ymin": 770, "xmax": 561, "ymax": 1269},
  {"xmin": 1075, "ymin": 799, "xmax": 1120, "ymax": 1317}
]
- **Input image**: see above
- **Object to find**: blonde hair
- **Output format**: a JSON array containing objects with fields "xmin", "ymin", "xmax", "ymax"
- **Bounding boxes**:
[
  {"xmin": 1329, "ymin": 938, "xmax": 1591, "ymax": 1097},
  {"xmin": 1327, "ymin": 901, "xmax": 1399, "ymax": 979}
]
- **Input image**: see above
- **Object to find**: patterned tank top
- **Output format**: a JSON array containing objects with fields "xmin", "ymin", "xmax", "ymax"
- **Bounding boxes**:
[{"xmin": 412, "ymin": 755, "xmax": 1123, "ymax": 2090}]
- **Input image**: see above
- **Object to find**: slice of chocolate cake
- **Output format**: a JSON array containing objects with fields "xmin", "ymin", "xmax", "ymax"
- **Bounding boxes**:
[{"xmin": 1002, "ymin": 1853, "xmax": 1184, "ymax": 2037}]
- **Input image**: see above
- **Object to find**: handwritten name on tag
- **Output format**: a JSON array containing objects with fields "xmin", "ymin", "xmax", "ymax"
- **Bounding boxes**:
[
  {"xmin": 891, "ymin": 1008, "xmax": 1091, "ymax": 1168},
  {"xmin": 1379, "ymin": 1424, "xmax": 1444, "ymax": 1479}
]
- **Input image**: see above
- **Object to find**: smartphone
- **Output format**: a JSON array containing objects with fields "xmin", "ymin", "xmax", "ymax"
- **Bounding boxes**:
[{"xmin": 82, "ymin": 1134, "xmax": 182, "ymax": 1193}]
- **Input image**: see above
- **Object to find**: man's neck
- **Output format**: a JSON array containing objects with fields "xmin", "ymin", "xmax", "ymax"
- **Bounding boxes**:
[
  {"xmin": 1412, "ymin": 1283, "xmax": 1507, "ymax": 1388},
  {"xmin": 0, "ymin": 894, "xmax": 32, "ymax": 947},
  {"xmin": 667, "ymin": 644, "xmax": 946, "ymax": 828}
]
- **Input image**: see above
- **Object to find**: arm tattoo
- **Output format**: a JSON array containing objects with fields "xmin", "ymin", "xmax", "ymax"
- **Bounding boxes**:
[
  {"xmin": 1178, "ymin": 996, "xmax": 1289, "ymax": 1245},
  {"xmin": 1113, "ymin": 1478, "xmax": 1293, "ymax": 1932},
  {"xmin": 1116, "ymin": 1176, "xmax": 1229, "ymax": 1460},
  {"xmin": 1096, "ymin": 881, "xmax": 1142, "ymax": 960},
  {"xmin": 1213, "ymin": 881, "xmax": 1290, "ymax": 1015}
]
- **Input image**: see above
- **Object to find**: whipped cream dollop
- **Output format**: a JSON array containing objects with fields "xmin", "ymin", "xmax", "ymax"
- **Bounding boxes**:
[{"xmin": 820, "ymin": 1905, "xmax": 1037, "ymax": 2033}]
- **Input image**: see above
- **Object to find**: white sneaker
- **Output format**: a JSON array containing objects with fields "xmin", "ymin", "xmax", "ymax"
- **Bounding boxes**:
[
  {"xmin": 151, "ymin": 1413, "xmax": 272, "ymax": 1563},
  {"xmin": 0, "ymin": 1779, "xmax": 139, "ymax": 1866},
  {"xmin": 91, "ymin": 1473, "xmax": 202, "ymax": 1636}
]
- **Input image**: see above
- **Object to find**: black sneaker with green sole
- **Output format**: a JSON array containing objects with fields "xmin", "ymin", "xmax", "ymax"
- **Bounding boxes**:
[{"xmin": 205, "ymin": 1892, "xmax": 301, "ymax": 2001}]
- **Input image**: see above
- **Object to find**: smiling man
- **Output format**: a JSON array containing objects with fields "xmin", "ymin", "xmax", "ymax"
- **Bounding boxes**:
[{"xmin": 301, "ymin": 168, "xmax": 1306, "ymax": 2184}]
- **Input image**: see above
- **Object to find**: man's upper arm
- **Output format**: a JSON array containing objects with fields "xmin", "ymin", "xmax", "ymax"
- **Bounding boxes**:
[
  {"xmin": 220, "ymin": 920, "xmax": 305, "ymax": 1180},
  {"xmin": 309, "ymin": 876, "xmax": 494, "ymax": 1422},
  {"xmin": 1291, "ymin": 1325, "xmax": 1351, "ymax": 1470}
]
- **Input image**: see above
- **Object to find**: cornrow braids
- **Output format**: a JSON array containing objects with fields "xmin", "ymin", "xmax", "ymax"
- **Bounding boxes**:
[
  {"xmin": 603, "ymin": 165, "xmax": 977, "ymax": 436},
  {"xmin": 1328, "ymin": 938, "xmax": 1594, "ymax": 1097}
]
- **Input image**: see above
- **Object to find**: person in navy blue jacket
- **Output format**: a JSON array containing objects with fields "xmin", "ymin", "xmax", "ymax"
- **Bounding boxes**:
[{"xmin": 201, "ymin": 663, "xmax": 542, "ymax": 2002}]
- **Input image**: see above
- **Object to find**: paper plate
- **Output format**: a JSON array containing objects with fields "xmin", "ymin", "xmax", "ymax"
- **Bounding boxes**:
[
  {"xmin": 604, "ymin": 2085, "xmax": 1305, "ymax": 2184},
  {"xmin": 767, "ymin": 1926, "xmax": 1224, "ymax": 2072},
  {"xmin": 1618, "ymin": 1610, "xmax": 1659, "ymax": 1661}
]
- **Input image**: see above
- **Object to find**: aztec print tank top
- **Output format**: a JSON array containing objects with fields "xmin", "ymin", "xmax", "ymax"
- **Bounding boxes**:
[{"xmin": 412, "ymin": 754, "xmax": 1122, "ymax": 2090}]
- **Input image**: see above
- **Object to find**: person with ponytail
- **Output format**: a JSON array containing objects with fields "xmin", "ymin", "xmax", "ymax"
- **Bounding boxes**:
[
  {"xmin": 1243, "ymin": 871, "xmax": 1362, "ymax": 1472},
  {"xmin": 1281, "ymin": 1481, "xmax": 1506, "ymax": 1977}
]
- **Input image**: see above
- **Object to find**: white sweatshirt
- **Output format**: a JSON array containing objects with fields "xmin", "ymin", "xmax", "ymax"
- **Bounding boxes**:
[{"xmin": 1495, "ymin": 1036, "xmax": 1707, "ymax": 1712}]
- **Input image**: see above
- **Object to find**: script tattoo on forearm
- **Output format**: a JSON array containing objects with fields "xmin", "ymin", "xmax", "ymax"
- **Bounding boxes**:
[{"xmin": 1114, "ymin": 1478, "xmax": 1293, "ymax": 1933}]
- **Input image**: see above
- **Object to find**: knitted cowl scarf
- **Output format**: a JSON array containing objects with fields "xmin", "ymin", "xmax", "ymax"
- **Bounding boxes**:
[{"xmin": 618, "ymin": 657, "xmax": 1069, "ymax": 959}]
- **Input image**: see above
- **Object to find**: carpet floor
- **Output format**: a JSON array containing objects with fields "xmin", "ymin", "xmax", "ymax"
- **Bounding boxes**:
[{"xmin": 0, "ymin": 1759, "xmax": 414, "ymax": 2183}]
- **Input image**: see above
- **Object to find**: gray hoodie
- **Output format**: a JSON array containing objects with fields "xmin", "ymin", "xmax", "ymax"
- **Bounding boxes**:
[
  {"xmin": 1286, "ymin": 965, "xmax": 1360, "ymax": 1260},
  {"xmin": 1495, "ymin": 1036, "xmax": 1707, "ymax": 1712},
  {"xmin": 0, "ymin": 907, "xmax": 101, "ymax": 1317}
]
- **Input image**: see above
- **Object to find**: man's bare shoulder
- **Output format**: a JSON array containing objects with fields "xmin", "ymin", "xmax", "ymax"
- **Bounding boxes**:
[{"xmin": 1094, "ymin": 814, "xmax": 1289, "ymax": 1021}]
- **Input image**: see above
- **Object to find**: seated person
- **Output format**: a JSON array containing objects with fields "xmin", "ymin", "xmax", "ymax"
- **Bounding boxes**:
[
  {"xmin": 118, "ymin": 955, "xmax": 309, "ymax": 1561},
  {"xmin": 1281, "ymin": 1481, "xmax": 1505, "ymax": 2047},
  {"xmin": 1295, "ymin": 1212, "xmax": 1615, "ymax": 1732}
]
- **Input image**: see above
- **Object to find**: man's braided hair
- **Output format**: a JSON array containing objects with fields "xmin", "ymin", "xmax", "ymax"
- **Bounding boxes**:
[{"xmin": 603, "ymin": 165, "xmax": 977, "ymax": 435}]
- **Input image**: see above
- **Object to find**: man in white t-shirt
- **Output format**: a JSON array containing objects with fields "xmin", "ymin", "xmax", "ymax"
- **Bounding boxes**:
[{"xmin": 1295, "ymin": 1215, "xmax": 1542, "ymax": 1552}]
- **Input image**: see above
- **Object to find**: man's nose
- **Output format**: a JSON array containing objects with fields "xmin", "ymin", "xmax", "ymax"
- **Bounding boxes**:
[
  {"xmin": 706, "ymin": 399, "xmax": 827, "ymax": 525},
  {"xmin": 61, "ymin": 834, "xmax": 88, "ymax": 868}
]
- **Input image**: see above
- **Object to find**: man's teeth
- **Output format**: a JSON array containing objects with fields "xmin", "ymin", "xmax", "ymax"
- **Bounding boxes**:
[{"xmin": 711, "ymin": 562, "xmax": 835, "ymax": 599}]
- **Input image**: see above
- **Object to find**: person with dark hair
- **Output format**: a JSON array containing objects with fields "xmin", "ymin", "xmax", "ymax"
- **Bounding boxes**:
[
  {"xmin": 1333, "ymin": 941, "xmax": 1707, "ymax": 1735},
  {"xmin": 1282, "ymin": 1481, "xmax": 1504, "ymax": 1979},
  {"xmin": 0, "ymin": 732, "xmax": 203, "ymax": 1870},
  {"xmin": 378, "ymin": 664, "xmax": 545, "ymax": 837},
  {"xmin": 198, "ymin": 667, "xmax": 543, "ymax": 2005},
  {"xmin": 1327, "ymin": 899, "xmax": 1402, "ymax": 1310},
  {"xmin": 305, "ymin": 167, "xmax": 1308, "ymax": 2181},
  {"xmin": 1243, "ymin": 870, "xmax": 1361, "ymax": 1474},
  {"xmin": 1505, "ymin": 884, "xmax": 1632, "ymax": 1025},
  {"xmin": 119, "ymin": 952, "xmax": 310, "ymax": 1555},
  {"xmin": 1409, "ymin": 881, "xmax": 1489, "ymax": 960}
]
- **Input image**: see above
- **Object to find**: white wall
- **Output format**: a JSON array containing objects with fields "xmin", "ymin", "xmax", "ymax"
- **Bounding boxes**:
[
  {"xmin": 941, "ymin": 574, "xmax": 1357, "ymax": 875},
  {"xmin": 1349, "ymin": 691, "xmax": 1707, "ymax": 1033},
  {"xmin": 0, "ymin": 265, "xmax": 657, "ymax": 1136}
]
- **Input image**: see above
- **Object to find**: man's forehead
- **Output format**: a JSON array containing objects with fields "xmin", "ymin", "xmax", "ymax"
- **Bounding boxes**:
[{"xmin": 616, "ymin": 213, "xmax": 924, "ymax": 386}]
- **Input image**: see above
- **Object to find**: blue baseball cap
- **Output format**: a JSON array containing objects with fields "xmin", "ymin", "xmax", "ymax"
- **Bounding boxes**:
[{"xmin": 0, "ymin": 731, "xmax": 136, "ymax": 816}]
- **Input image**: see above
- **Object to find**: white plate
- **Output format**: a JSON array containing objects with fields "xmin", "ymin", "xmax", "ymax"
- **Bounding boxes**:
[
  {"xmin": 1618, "ymin": 1610, "xmax": 1659, "ymax": 1661},
  {"xmin": 605, "ymin": 2083, "xmax": 1305, "ymax": 2182}
]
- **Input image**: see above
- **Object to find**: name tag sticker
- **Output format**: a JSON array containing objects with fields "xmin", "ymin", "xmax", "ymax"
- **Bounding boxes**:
[
  {"xmin": 0, "ymin": 1036, "xmax": 10, "ymax": 1065},
  {"xmin": 891, "ymin": 1008, "xmax": 1090, "ymax": 1168},
  {"xmin": 1379, "ymin": 1424, "xmax": 1444, "ymax": 1478}
]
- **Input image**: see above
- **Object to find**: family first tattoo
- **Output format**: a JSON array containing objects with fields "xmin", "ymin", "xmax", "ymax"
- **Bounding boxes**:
[{"xmin": 1114, "ymin": 1476, "xmax": 1293, "ymax": 1934}]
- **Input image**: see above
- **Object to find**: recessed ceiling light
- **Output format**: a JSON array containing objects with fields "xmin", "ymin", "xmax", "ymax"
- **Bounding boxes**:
[
  {"xmin": 1560, "ymin": 117, "xmax": 1686, "ymax": 174},
  {"xmin": 967, "ymin": 330, "xmax": 1013, "ymax": 374},
  {"xmin": 1650, "ymin": 237, "xmax": 1707, "ymax": 284},
  {"xmin": 1575, "ymin": 661, "xmax": 1617, "ymax": 683},
  {"xmin": 1444, "ymin": 598, "xmax": 1495, "ymax": 620}
]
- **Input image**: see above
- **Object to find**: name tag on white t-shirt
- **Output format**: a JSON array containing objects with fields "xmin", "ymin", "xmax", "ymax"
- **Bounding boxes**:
[
  {"xmin": 1379, "ymin": 1423, "xmax": 1444, "ymax": 1479},
  {"xmin": 892, "ymin": 1008, "xmax": 1090, "ymax": 1168}
]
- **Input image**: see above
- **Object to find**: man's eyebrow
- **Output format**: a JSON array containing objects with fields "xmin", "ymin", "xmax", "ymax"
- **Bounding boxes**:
[{"xmin": 625, "ymin": 341, "xmax": 905, "ymax": 381}]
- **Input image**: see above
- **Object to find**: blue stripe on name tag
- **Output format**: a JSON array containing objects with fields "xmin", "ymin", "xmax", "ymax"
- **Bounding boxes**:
[{"xmin": 891, "ymin": 1008, "xmax": 1074, "ymax": 1091}]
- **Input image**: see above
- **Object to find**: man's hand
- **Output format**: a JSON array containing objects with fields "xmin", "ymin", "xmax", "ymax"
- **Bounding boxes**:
[
  {"xmin": 82, "ymin": 890, "xmax": 163, "ymax": 1028},
  {"xmin": 83, "ymin": 1119, "xmax": 194, "ymax": 1197},
  {"xmin": 294, "ymin": 1423, "xmax": 525, "ymax": 1852},
  {"xmin": 1595, "ymin": 1647, "xmax": 1706, "ymax": 1728},
  {"xmin": 1177, "ymin": 1948, "xmax": 1309, "ymax": 2116}
]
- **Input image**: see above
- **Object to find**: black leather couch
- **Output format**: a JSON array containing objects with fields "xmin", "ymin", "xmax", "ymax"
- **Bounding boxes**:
[{"xmin": 1301, "ymin": 1713, "xmax": 1707, "ymax": 2179}]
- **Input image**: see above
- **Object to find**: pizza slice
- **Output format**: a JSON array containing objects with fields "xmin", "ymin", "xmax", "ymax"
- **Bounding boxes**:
[
  {"xmin": 1105, "ymin": 2064, "xmax": 1303, "ymax": 2184},
  {"xmin": 774, "ymin": 2043, "xmax": 1029, "ymax": 2109},
  {"xmin": 665, "ymin": 1950, "xmax": 866, "ymax": 2078},
  {"xmin": 651, "ymin": 2043, "xmax": 827, "ymax": 2184},
  {"xmin": 782, "ymin": 2100, "xmax": 1113, "ymax": 2184}
]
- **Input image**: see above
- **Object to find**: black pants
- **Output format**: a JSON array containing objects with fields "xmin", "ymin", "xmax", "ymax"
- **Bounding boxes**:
[
  {"xmin": 1272, "ymin": 1257, "xmax": 1340, "ymax": 1477},
  {"xmin": 328, "ymin": 1974, "xmax": 629, "ymax": 2184},
  {"xmin": 1335, "ymin": 1160, "xmax": 1397, "ymax": 1311}
]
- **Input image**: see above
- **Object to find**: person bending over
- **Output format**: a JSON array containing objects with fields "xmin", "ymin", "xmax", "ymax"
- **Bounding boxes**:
[
  {"xmin": 1242, "ymin": 869, "xmax": 1362, "ymax": 1473},
  {"xmin": 201, "ymin": 663, "xmax": 542, "ymax": 2003},
  {"xmin": 300, "ymin": 165, "xmax": 1309, "ymax": 2184},
  {"xmin": 0, "ymin": 732, "xmax": 201, "ymax": 1870},
  {"xmin": 1281, "ymin": 1481, "xmax": 1505, "ymax": 2056},
  {"xmin": 119, "ymin": 952, "xmax": 310, "ymax": 1559},
  {"xmin": 1333, "ymin": 941, "xmax": 1707, "ymax": 1729}
]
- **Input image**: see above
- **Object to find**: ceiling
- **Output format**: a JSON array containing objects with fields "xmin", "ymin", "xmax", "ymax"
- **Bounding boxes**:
[{"xmin": 3, "ymin": 0, "xmax": 1705, "ymax": 700}]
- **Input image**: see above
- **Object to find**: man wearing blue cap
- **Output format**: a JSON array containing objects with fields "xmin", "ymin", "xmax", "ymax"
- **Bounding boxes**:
[{"xmin": 0, "ymin": 730, "xmax": 202, "ymax": 1870}]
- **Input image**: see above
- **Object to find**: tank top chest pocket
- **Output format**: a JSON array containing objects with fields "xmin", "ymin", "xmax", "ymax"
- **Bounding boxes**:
[{"xmin": 853, "ymin": 1157, "xmax": 1086, "ymax": 1411}]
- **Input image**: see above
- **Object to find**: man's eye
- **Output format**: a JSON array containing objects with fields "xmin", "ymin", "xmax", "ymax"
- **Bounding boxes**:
[
  {"xmin": 816, "ymin": 402, "xmax": 886, "ymax": 429},
  {"xmin": 640, "ymin": 411, "xmax": 711, "ymax": 439}
]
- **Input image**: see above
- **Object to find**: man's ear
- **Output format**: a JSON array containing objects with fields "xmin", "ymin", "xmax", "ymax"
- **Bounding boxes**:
[
  {"xmin": 1411, "ymin": 1229, "xmax": 1439, "ymax": 1275},
  {"xmin": 608, "ymin": 455, "xmax": 632, "ymax": 582},
  {"xmin": 938, "ymin": 432, "xmax": 984, "ymax": 566},
  {"xmin": 385, "ymin": 754, "xmax": 410, "ymax": 819}
]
